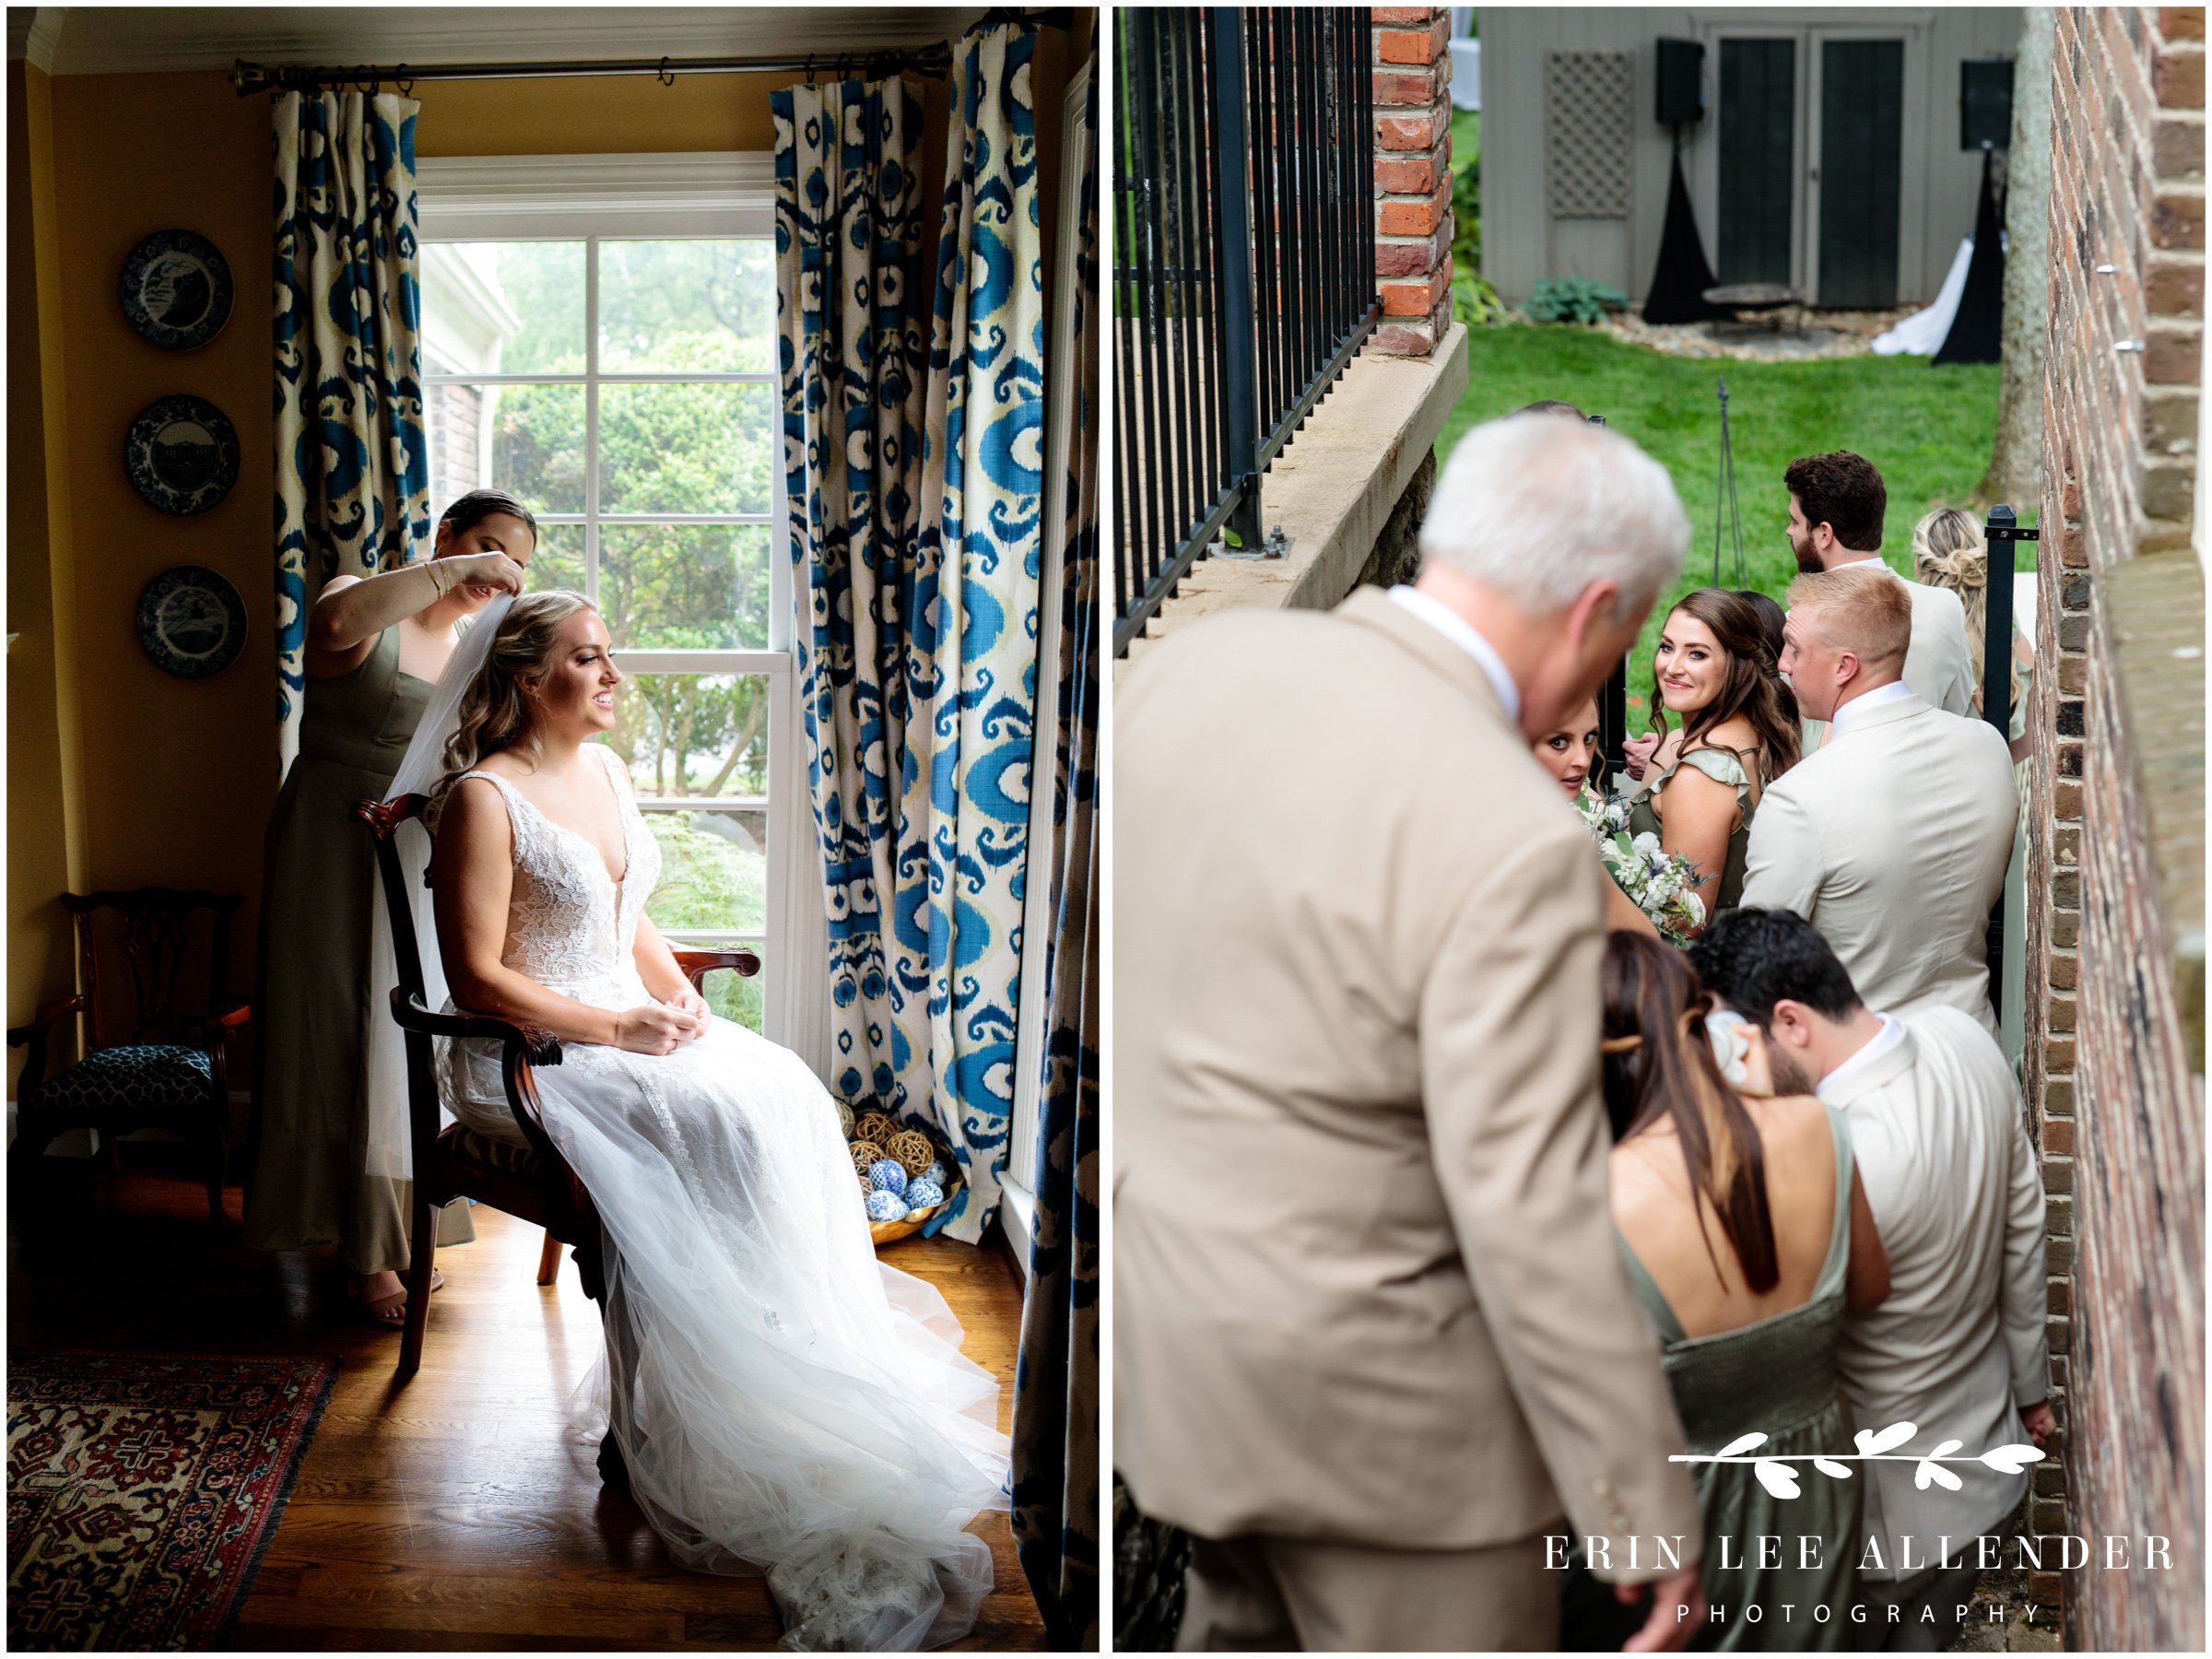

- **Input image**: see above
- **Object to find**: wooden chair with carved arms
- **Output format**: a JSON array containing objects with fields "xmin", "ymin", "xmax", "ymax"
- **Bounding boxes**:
[
  {"xmin": 355, "ymin": 794, "xmax": 761, "ymax": 1381},
  {"xmin": 8, "ymin": 889, "xmax": 249, "ymax": 1230}
]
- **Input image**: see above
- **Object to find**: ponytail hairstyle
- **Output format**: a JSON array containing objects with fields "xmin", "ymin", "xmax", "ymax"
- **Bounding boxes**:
[
  {"xmin": 1600, "ymin": 932, "xmax": 1781, "ymax": 1295},
  {"xmin": 1911, "ymin": 507, "xmax": 1990, "ymax": 701},
  {"xmin": 435, "ymin": 591, "xmax": 597, "ymax": 794},
  {"xmin": 1645, "ymin": 587, "xmax": 1802, "ymax": 782},
  {"xmin": 436, "ymin": 488, "xmax": 539, "ymax": 551}
]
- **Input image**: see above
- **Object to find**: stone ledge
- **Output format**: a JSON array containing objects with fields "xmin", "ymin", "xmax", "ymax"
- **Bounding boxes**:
[
  {"xmin": 1119, "ymin": 321, "xmax": 1471, "ymax": 673},
  {"xmin": 2102, "ymin": 549, "xmax": 2206, "ymax": 1072}
]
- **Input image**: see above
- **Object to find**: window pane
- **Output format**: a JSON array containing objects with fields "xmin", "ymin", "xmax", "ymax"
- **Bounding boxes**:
[
  {"xmin": 519, "ymin": 522, "xmax": 585, "ymax": 595},
  {"xmin": 487, "ymin": 382, "xmax": 587, "ymax": 512},
  {"xmin": 423, "ymin": 241, "xmax": 584, "ymax": 374},
  {"xmin": 606, "ymin": 673, "xmax": 771, "ymax": 798},
  {"xmin": 697, "ymin": 965, "xmax": 765, "ymax": 1033},
  {"xmin": 599, "ymin": 524, "xmax": 771, "ymax": 649},
  {"xmin": 599, "ymin": 240, "xmax": 775, "ymax": 373},
  {"xmin": 600, "ymin": 383, "xmax": 774, "ymax": 516},
  {"xmin": 642, "ymin": 806, "xmax": 769, "ymax": 933}
]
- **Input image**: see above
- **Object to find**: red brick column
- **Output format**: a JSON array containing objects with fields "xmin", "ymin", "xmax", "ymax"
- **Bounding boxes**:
[
  {"xmin": 2030, "ymin": 6, "xmax": 2204, "ymax": 1648},
  {"xmin": 1371, "ymin": 7, "xmax": 1453, "ymax": 356}
]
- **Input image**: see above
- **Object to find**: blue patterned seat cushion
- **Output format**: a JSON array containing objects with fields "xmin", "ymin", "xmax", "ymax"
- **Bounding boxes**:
[{"xmin": 35, "ymin": 1045, "xmax": 213, "ymax": 1118}]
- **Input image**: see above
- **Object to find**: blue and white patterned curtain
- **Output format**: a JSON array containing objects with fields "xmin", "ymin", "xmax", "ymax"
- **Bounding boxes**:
[
  {"xmin": 272, "ymin": 90, "xmax": 430, "ymax": 772},
  {"xmin": 776, "ymin": 27, "xmax": 1045, "ymax": 1245},
  {"xmin": 905, "ymin": 23, "xmax": 1046, "ymax": 1241},
  {"xmin": 1012, "ymin": 55, "xmax": 1100, "ymax": 1652},
  {"xmin": 773, "ymin": 76, "xmax": 929, "ymax": 1115}
]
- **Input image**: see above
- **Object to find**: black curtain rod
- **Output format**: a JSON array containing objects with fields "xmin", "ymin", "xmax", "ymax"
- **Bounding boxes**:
[{"xmin": 229, "ymin": 42, "xmax": 955, "ymax": 98}]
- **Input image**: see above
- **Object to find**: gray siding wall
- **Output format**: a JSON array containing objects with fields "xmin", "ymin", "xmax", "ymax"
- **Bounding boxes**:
[{"xmin": 1481, "ymin": 7, "xmax": 2024, "ymax": 308}]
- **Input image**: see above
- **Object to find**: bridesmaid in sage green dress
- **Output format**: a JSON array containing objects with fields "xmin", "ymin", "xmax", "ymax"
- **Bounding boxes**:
[
  {"xmin": 245, "ymin": 491, "xmax": 537, "ymax": 1325},
  {"xmin": 1600, "ymin": 935, "xmax": 1891, "ymax": 1649},
  {"xmin": 1619, "ymin": 590, "xmax": 1802, "ymax": 933}
]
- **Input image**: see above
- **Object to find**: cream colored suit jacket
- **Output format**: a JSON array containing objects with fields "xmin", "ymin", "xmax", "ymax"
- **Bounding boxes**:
[
  {"xmin": 1802, "ymin": 569, "xmax": 1975, "ymax": 749},
  {"xmin": 1827, "ymin": 1008, "xmax": 2051, "ymax": 1577},
  {"xmin": 1742, "ymin": 694, "xmax": 2016, "ymax": 1037},
  {"xmin": 1113, "ymin": 588, "xmax": 1701, "ymax": 1567}
]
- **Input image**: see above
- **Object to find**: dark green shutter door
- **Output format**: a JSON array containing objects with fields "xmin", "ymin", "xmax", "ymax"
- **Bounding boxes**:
[
  {"xmin": 1718, "ymin": 40, "xmax": 1795, "ymax": 286},
  {"xmin": 1818, "ymin": 41, "xmax": 1905, "ymax": 308}
]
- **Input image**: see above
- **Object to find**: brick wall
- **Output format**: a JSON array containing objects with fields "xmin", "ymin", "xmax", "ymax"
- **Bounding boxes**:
[
  {"xmin": 2028, "ymin": 7, "xmax": 2204, "ymax": 1648},
  {"xmin": 1371, "ymin": 7, "xmax": 1453, "ymax": 357}
]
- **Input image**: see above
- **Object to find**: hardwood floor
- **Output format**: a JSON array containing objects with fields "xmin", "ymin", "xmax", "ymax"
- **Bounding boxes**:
[{"xmin": 7, "ymin": 1150, "xmax": 1046, "ymax": 1651}]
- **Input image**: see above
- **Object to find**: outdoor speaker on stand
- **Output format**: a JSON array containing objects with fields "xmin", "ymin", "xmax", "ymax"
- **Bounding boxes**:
[
  {"xmin": 1642, "ymin": 39, "xmax": 1729, "ymax": 325},
  {"xmin": 1933, "ymin": 58, "xmax": 2014, "ymax": 367}
]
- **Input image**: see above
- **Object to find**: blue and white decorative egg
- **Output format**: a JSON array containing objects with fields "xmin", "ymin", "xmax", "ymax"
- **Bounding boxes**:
[
  {"xmin": 867, "ymin": 1159, "xmax": 908, "ymax": 1199},
  {"xmin": 922, "ymin": 1159, "xmax": 950, "ymax": 1188},
  {"xmin": 904, "ymin": 1179, "xmax": 945, "ymax": 1213},
  {"xmin": 865, "ymin": 1188, "xmax": 907, "ymax": 1223}
]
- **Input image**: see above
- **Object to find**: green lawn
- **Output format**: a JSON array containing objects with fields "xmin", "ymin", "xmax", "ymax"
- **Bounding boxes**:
[{"xmin": 1435, "ymin": 325, "xmax": 2030, "ymax": 709}]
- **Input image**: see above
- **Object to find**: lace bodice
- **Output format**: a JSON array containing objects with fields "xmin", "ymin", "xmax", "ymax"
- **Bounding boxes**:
[{"xmin": 453, "ymin": 742, "xmax": 661, "ymax": 1008}]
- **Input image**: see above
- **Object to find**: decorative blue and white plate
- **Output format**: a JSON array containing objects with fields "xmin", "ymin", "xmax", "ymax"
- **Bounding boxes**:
[
  {"xmin": 135, "ymin": 566, "xmax": 246, "ymax": 679},
  {"xmin": 119, "ymin": 229, "xmax": 233, "ymax": 350},
  {"xmin": 124, "ymin": 395, "xmax": 239, "ymax": 516}
]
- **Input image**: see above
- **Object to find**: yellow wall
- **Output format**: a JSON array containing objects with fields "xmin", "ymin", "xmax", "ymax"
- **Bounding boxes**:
[
  {"xmin": 8, "ymin": 25, "xmax": 1089, "ymax": 1068},
  {"xmin": 8, "ymin": 61, "xmax": 88, "ymax": 1091}
]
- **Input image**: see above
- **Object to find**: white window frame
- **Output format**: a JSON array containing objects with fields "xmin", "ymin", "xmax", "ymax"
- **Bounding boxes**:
[{"xmin": 416, "ymin": 154, "xmax": 832, "ymax": 1074}]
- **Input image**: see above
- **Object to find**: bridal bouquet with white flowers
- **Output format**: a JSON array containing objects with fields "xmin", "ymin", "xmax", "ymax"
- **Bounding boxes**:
[{"xmin": 1574, "ymin": 787, "xmax": 1707, "ymax": 947}]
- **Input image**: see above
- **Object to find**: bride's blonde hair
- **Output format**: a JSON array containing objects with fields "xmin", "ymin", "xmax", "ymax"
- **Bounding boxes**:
[
  {"xmin": 1912, "ymin": 507, "xmax": 1991, "ymax": 699},
  {"xmin": 438, "ymin": 590, "xmax": 598, "ymax": 789}
]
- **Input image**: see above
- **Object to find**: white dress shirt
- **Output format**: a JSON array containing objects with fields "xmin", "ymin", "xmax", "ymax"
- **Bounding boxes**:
[
  {"xmin": 1387, "ymin": 585, "xmax": 1522, "ymax": 724},
  {"xmin": 1814, "ymin": 1013, "xmax": 1905, "ymax": 1103},
  {"xmin": 1827, "ymin": 1007, "xmax": 2052, "ymax": 1579}
]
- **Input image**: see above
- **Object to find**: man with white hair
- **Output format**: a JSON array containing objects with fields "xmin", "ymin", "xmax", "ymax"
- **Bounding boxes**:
[
  {"xmin": 1740, "ymin": 567, "xmax": 2018, "ymax": 1036},
  {"xmin": 1116, "ymin": 413, "xmax": 1705, "ymax": 1650}
]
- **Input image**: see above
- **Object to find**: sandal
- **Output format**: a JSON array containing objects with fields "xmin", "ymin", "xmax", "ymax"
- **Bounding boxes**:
[{"xmin": 352, "ymin": 1267, "xmax": 445, "ymax": 1329}]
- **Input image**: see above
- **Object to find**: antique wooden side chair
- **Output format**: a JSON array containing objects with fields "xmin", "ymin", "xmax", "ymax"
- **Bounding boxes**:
[
  {"xmin": 356, "ymin": 794, "xmax": 759, "ymax": 1379},
  {"xmin": 7, "ymin": 888, "xmax": 248, "ymax": 1230}
]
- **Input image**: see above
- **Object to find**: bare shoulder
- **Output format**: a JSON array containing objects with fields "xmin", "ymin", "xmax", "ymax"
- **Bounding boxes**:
[
  {"xmin": 1743, "ymin": 1091, "xmax": 1830, "ymax": 1141},
  {"xmin": 438, "ymin": 773, "xmax": 513, "ymax": 845}
]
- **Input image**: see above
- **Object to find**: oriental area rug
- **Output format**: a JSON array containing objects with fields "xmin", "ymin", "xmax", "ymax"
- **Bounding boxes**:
[{"xmin": 7, "ymin": 1351, "xmax": 338, "ymax": 1650}]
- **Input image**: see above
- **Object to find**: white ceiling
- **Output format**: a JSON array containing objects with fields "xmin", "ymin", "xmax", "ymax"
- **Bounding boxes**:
[{"xmin": 9, "ymin": 6, "xmax": 991, "ymax": 76}]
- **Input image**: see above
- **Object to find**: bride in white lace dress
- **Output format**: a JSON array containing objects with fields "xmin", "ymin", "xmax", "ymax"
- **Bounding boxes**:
[{"xmin": 408, "ymin": 592, "xmax": 1008, "ymax": 1650}]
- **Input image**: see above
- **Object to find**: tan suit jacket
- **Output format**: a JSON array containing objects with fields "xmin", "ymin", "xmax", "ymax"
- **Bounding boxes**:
[
  {"xmin": 1742, "ymin": 693, "xmax": 2017, "ymax": 1037},
  {"xmin": 1113, "ymin": 588, "xmax": 1701, "ymax": 1568},
  {"xmin": 1826, "ymin": 1009, "xmax": 2051, "ymax": 1579},
  {"xmin": 1802, "ymin": 568, "xmax": 1975, "ymax": 749}
]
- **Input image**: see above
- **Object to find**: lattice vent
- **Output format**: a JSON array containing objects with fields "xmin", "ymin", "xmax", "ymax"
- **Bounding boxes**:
[{"xmin": 1545, "ymin": 51, "xmax": 1635, "ymax": 219}]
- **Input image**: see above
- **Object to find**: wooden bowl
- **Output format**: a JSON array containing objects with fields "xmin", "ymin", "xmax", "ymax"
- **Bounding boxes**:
[{"xmin": 868, "ymin": 1167, "xmax": 963, "ymax": 1248}]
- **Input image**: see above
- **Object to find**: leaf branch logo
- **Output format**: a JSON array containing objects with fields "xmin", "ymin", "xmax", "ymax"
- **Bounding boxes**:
[{"xmin": 1672, "ymin": 1422, "xmax": 2045, "ymax": 1500}]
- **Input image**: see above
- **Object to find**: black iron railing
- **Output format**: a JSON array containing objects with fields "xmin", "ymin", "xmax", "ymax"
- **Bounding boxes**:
[{"xmin": 1113, "ymin": 7, "xmax": 1379, "ymax": 656}]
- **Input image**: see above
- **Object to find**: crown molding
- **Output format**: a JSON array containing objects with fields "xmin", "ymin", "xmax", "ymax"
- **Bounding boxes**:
[
  {"xmin": 9, "ymin": 8, "xmax": 65, "ymax": 71},
  {"xmin": 41, "ymin": 7, "xmax": 977, "ymax": 77}
]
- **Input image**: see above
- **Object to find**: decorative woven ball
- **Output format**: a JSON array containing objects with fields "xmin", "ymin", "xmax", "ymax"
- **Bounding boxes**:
[
  {"xmin": 855, "ymin": 1112, "xmax": 900, "ymax": 1147},
  {"xmin": 836, "ymin": 1100, "xmax": 856, "ymax": 1139},
  {"xmin": 886, "ymin": 1129, "xmax": 936, "ymax": 1177},
  {"xmin": 922, "ymin": 1159, "xmax": 950, "ymax": 1188},
  {"xmin": 904, "ymin": 1178, "xmax": 945, "ymax": 1213},
  {"xmin": 849, "ymin": 1140, "xmax": 886, "ymax": 1179},
  {"xmin": 868, "ymin": 1159, "xmax": 909, "ymax": 1200},
  {"xmin": 865, "ymin": 1188, "xmax": 907, "ymax": 1223}
]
